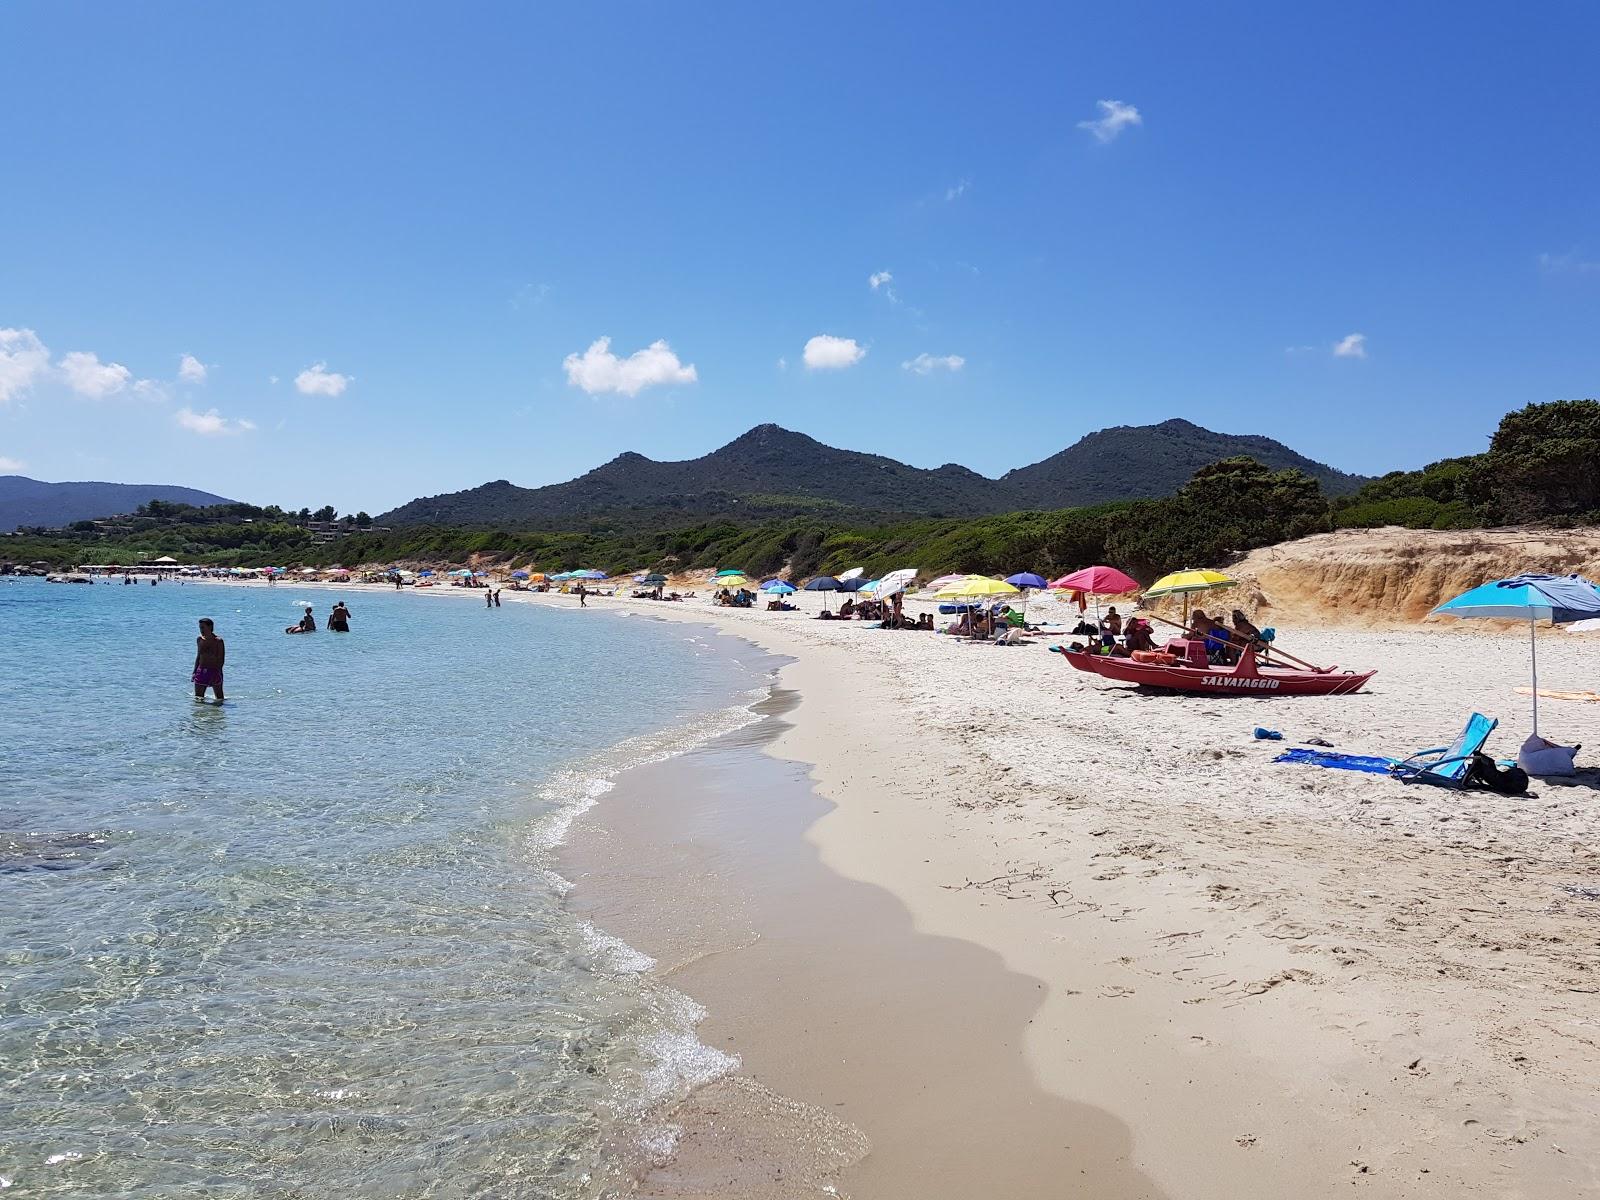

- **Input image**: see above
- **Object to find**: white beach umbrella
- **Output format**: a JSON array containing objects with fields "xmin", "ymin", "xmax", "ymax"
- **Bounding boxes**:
[
  {"xmin": 876, "ymin": 568, "xmax": 919, "ymax": 598},
  {"xmin": 838, "ymin": 567, "xmax": 865, "ymax": 581}
]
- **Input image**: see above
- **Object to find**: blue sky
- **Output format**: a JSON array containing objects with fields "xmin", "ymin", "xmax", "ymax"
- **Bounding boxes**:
[{"xmin": 3, "ymin": 2, "xmax": 1598, "ymax": 515}]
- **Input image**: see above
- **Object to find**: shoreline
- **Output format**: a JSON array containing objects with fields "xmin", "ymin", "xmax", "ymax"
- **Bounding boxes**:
[{"xmin": 189, "ymin": 576, "xmax": 1600, "ymax": 1195}]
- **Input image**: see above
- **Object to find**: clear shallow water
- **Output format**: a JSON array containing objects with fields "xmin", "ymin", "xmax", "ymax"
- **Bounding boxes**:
[{"xmin": 0, "ymin": 579, "xmax": 769, "ymax": 1197}]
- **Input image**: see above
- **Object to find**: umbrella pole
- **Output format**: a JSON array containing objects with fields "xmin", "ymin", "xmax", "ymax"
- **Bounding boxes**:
[{"xmin": 1530, "ymin": 612, "xmax": 1539, "ymax": 738}]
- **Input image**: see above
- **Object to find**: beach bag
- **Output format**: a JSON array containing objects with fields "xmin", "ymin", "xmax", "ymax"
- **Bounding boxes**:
[
  {"xmin": 1468, "ymin": 752, "xmax": 1529, "ymax": 795},
  {"xmin": 1517, "ymin": 735, "xmax": 1580, "ymax": 777}
]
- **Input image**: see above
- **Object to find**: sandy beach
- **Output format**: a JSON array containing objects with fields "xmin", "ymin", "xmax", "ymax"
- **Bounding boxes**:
[
  {"xmin": 224, "ymin": 577, "xmax": 1600, "ymax": 1195},
  {"xmin": 537, "ymin": 582, "xmax": 1600, "ymax": 1197}
]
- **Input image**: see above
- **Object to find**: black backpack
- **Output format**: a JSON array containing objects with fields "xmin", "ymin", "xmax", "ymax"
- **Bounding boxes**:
[{"xmin": 1468, "ymin": 752, "xmax": 1529, "ymax": 795}]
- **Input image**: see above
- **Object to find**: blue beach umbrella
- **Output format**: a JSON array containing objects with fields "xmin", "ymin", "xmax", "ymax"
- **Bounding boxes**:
[
  {"xmin": 510, "ymin": 570, "xmax": 529, "ymax": 579},
  {"xmin": 578, "ymin": 569, "xmax": 608, "ymax": 580},
  {"xmin": 803, "ymin": 575, "xmax": 841, "ymax": 611},
  {"xmin": 1006, "ymin": 572, "xmax": 1050, "ymax": 591},
  {"xmin": 1430, "ymin": 573, "xmax": 1600, "ymax": 736},
  {"xmin": 836, "ymin": 576, "xmax": 867, "ymax": 593},
  {"xmin": 762, "ymin": 580, "xmax": 796, "ymax": 594},
  {"xmin": 417, "ymin": 569, "xmax": 434, "ymax": 577}
]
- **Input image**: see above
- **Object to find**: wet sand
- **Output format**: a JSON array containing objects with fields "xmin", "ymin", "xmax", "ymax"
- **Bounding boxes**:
[{"xmin": 562, "ymin": 687, "xmax": 1164, "ymax": 1199}]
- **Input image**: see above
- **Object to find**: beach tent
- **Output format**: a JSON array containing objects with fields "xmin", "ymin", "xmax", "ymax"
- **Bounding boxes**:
[{"xmin": 1430, "ymin": 574, "xmax": 1600, "ymax": 737}]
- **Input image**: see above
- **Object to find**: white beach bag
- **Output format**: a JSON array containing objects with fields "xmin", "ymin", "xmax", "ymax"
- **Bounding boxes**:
[{"xmin": 1517, "ymin": 735, "xmax": 1580, "ymax": 777}]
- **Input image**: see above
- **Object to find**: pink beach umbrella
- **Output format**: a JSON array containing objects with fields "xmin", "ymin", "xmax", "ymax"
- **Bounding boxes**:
[
  {"xmin": 1048, "ymin": 565, "xmax": 1139, "ymax": 594},
  {"xmin": 1049, "ymin": 565, "xmax": 1140, "ymax": 625}
]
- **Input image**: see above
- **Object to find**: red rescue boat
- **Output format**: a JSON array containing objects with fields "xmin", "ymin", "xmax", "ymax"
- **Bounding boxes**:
[{"xmin": 1052, "ymin": 641, "xmax": 1374, "ymax": 696}]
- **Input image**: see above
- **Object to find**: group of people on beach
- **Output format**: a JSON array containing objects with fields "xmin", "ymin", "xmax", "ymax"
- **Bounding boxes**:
[{"xmin": 1064, "ymin": 605, "xmax": 1266, "ymax": 663}]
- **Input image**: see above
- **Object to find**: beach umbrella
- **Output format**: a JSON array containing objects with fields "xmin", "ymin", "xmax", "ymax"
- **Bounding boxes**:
[
  {"xmin": 1430, "ymin": 574, "xmax": 1600, "ymax": 737},
  {"xmin": 417, "ymin": 569, "xmax": 434, "ymax": 577},
  {"xmin": 876, "ymin": 568, "xmax": 919, "ymax": 599},
  {"xmin": 933, "ymin": 575, "xmax": 1018, "ymax": 599},
  {"xmin": 858, "ymin": 578, "xmax": 881, "ymax": 594},
  {"xmin": 838, "ymin": 567, "xmax": 865, "ymax": 581},
  {"xmin": 1049, "ymin": 565, "xmax": 1141, "ymax": 624},
  {"xmin": 714, "ymin": 568, "xmax": 746, "ymax": 578},
  {"xmin": 1005, "ymin": 572, "xmax": 1049, "ymax": 591},
  {"xmin": 641, "ymin": 573, "xmax": 667, "ymax": 585},
  {"xmin": 804, "ymin": 575, "xmax": 841, "ymax": 611},
  {"xmin": 577, "ymin": 569, "xmax": 608, "ymax": 580},
  {"xmin": 1050, "ymin": 565, "xmax": 1140, "ymax": 595},
  {"xmin": 510, "ymin": 570, "xmax": 530, "ymax": 579},
  {"xmin": 933, "ymin": 576, "xmax": 1020, "ymax": 640},
  {"xmin": 1144, "ymin": 568, "xmax": 1236, "ymax": 623},
  {"xmin": 836, "ymin": 576, "xmax": 868, "ymax": 593},
  {"xmin": 923, "ymin": 573, "xmax": 966, "ymax": 592},
  {"xmin": 762, "ymin": 580, "xmax": 796, "ymax": 594}
]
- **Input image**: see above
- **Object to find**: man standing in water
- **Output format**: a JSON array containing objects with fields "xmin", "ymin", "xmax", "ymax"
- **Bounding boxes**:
[{"xmin": 192, "ymin": 618, "xmax": 225, "ymax": 703}]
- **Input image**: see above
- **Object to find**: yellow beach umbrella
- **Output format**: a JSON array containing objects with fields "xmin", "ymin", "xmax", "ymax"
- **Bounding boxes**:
[
  {"xmin": 1143, "ymin": 568, "xmax": 1236, "ymax": 622},
  {"xmin": 933, "ymin": 575, "xmax": 1019, "ymax": 599}
]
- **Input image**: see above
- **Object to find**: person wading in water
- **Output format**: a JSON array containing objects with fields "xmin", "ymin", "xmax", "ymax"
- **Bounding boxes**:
[{"xmin": 192, "ymin": 618, "xmax": 226, "ymax": 703}]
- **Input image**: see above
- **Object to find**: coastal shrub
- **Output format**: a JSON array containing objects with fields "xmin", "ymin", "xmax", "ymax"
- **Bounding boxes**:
[{"xmin": 1460, "ymin": 399, "xmax": 1600, "ymax": 523}]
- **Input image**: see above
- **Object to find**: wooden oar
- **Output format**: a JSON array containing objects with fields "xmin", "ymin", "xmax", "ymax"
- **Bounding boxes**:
[{"xmin": 1140, "ymin": 613, "xmax": 1331, "ymax": 674}]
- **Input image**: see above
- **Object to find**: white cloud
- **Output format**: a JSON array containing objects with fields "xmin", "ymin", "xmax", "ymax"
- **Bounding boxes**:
[
  {"xmin": 868, "ymin": 269, "xmax": 902, "ymax": 306},
  {"xmin": 0, "ymin": 328, "xmax": 51, "ymax": 404},
  {"xmin": 945, "ymin": 177, "xmax": 970, "ymax": 202},
  {"xmin": 902, "ymin": 352, "xmax": 965, "ymax": 375},
  {"xmin": 178, "ymin": 353, "xmax": 208, "ymax": 384},
  {"xmin": 1077, "ymin": 99, "xmax": 1142, "ymax": 143},
  {"xmin": 802, "ymin": 334, "xmax": 866, "ymax": 370},
  {"xmin": 1539, "ymin": 250, "xmax": 1600, "ymax": 276},
  {"xmin": 0, "ymin": 455, "xmax": 26, "ymax": 472},
  {"xmin": 562, "ymin": 337, "xmax": 697, "ymax": 396},
  {"xmin": 1333, "ymin": 333, "xmax": 1368, "ymax": 359},
  {"xmin": 175, "ymin": 406, "xmax": 256, "ymax": 436},
  {"xmin": 59, "ymin": 350, "xmax": 133, "ymax": 398},
  {"xmin": 295, "ymin": 362, "xmax": 352, "ymax": 396},
  {"xmin": 776, "ymin": 356, "xmax": 788, "ymax": 371}
]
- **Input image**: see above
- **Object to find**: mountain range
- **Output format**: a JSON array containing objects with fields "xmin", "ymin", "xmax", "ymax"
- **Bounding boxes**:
[
  {"xmin": 0, "ymin": 477, "xmax": 235, "ymax": 533},
  {"xmin": 378, "ymin": 419, "xmax": 1368, "ymax": 529}
]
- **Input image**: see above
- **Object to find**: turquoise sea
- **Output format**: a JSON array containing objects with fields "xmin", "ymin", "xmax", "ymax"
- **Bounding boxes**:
[{"xmin": 0, "ymin": 577, "xmax": 772, "ymax": 1197}]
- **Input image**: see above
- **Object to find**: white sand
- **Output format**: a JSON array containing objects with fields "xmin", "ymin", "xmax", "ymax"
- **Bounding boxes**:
[{"xmin": 224, "ymin": 578, "xmax": 1600, "ymax": 1194}]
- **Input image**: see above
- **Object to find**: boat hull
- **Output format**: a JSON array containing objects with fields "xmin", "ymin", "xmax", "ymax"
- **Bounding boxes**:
[{"xmin": 1055, "ymin": 646, "xmax": 1374, "ymax": 696}]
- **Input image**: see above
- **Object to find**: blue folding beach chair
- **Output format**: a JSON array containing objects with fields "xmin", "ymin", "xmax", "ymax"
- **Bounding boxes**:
[{"xmin": 1389, "ymin": 713, "xmax": 1497, "ymax": 788}]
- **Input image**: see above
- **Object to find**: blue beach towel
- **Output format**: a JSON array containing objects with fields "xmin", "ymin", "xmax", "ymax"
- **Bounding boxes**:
[{"xmin": 1274, "ymin": 748, "xmax": 1398, "ymax": 775}]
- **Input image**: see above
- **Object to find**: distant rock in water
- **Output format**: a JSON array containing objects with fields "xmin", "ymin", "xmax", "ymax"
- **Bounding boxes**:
[{"xmin": 378, "ymin": 420, "xmax": 1367, "ymax": 529}]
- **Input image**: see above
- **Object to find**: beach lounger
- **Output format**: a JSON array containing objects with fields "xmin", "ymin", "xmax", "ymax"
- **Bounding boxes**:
[{"xmin": 1389, "ymin": 712, "xmax": 1498, "ymax": 788}]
